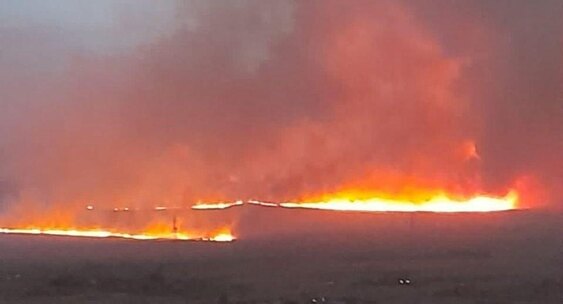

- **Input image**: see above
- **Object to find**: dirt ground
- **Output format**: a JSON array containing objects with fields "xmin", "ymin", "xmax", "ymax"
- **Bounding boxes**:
[{"xmin": 0, "ymin": 209, "xmax": 561, "ymax": 303}]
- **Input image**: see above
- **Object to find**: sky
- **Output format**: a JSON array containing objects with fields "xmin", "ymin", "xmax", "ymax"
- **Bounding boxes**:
[{"xmin": 0, "ymin": 0, "xmax": 561, "ymax": 215}]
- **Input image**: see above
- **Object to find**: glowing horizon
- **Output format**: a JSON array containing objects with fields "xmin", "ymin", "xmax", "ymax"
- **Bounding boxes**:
[
  {"xmin": 0, "ymin": 227, "xmax": 235, "ymax": 242},
  {"xmin": 280, "ymin": 190, "xmax": 518, "ymax": 213}
]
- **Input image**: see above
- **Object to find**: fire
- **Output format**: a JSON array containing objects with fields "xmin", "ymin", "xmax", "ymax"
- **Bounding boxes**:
[
  {"xmin": 281, "ymin": 190, "xmax": 518, "ymax": 213},
  {"xmin": 203, "ymin": 228, "xmax": 236, "ymax": 242},
  {"xmin": 248, "ymin": 200, "xmax": 279, "ymax": 207},
  {"xmin": 192, "ymin": 200, "xmax": 244, "ymax": 210},
  {"xmin": 0, "ymin": 227, "xmax": 235, "ymax": 242},
  {"xmin": 0, "ymin": 186, "xmax": 519, "ymax": 244},
  {"xmin": 209, "ymin": 233, "xmax": 235, "ymax": 242}
]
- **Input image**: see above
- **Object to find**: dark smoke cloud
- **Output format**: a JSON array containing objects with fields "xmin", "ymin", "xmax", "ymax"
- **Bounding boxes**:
[{"xmin": 0, "ymin": 0, "xmax": 561, "ymax": 213}]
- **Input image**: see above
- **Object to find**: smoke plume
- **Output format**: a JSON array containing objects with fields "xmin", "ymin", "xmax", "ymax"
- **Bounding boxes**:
[{"xmin": 0, "ymin": 0, "xmax": 561, "ymax": 216}]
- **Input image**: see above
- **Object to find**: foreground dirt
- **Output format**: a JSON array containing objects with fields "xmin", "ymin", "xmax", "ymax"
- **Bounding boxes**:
[{"xmin": 0, "ymin": 210, "xmax": 561, "ymax": 303}]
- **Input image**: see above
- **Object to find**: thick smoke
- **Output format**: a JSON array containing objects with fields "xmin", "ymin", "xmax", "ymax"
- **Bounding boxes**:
[{"xmin": 0, "ymin": 0, "xmax": 561, "ymax": 216}]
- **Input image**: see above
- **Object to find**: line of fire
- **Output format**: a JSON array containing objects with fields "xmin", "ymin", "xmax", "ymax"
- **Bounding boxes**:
[{"xmin": 0, "ymin": 187, "xmax": 520, "ymax": 243}]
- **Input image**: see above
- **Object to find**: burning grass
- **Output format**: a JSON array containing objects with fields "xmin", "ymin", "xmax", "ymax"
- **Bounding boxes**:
[
  {"xmin": 0, "ymin": 227, "xmax": 235, "ymax": 242},
  {"xmin": 0, "ymin": 187, "xmax": 520, "ymax": 243},
  {"xmin": 280, "ymin": 190, "xmax": 518, "ymax": 213}
]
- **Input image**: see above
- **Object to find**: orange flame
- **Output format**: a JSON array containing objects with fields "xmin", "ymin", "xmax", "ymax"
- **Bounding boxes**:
[
  {"xmin": 0, "ymin": 226, "xmax": 235, "ymax": 242},
  {"xmin": 191, "ymin": 200, "xmax": 244, "ymax": 210},
  {"xmin": 282, "ymin": 190, "xmax": 518, "ymax": 213}
]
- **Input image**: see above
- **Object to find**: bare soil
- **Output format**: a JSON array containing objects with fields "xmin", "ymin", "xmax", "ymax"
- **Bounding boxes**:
[{"xmin": 0, "ymin": 209, "xmax": 561, "ymax": 303}]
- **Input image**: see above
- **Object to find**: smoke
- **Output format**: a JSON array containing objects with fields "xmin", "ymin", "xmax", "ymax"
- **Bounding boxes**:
[
  {"xmin": 0, "ymin": 0, "xmax": 561, "ymax": 214},
  {"xmin": 408, "ymin": 0, "xmax": 563, "ymax": 205}
]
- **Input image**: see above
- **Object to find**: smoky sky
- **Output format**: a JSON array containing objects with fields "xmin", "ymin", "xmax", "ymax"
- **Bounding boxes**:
[{"xmin": 0, "ymin": 0, "xmax": 561, "ymax": 212}]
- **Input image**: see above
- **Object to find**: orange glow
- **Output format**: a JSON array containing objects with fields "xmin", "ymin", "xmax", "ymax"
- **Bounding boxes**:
[
  {"xmin": 460, "ymin": 140, "xmax": 480, "ymax": 161},
  {"xmin": 203, "ymin": 228, "xmax": 236, "ymax": 242},
  {"xmin": 191, "ymin": 200, "xmax": 244, "ymax": 210},
  {"xmin": 0, "ymin": 183, "xmax": 520, "ymax": 244},
  {"xmin": 281, "ymin": 190, "xmax": 518, "ymax": 213},
  {"xmin": 248, "ymin": 200, "xmax": 279, "ymax": 207},
  {"xmin": 0, "ymin": 226, "xmax": 235, "ymax": 242},
  {"xmin": 209, "ymin": 233, "xmax": 235, "ymax": 242}
]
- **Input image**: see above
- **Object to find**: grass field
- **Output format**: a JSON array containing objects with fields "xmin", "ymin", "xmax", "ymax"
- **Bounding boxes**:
[{"xmin": 0, "ymin": 209, "xmax": 561, "ymax": 303}]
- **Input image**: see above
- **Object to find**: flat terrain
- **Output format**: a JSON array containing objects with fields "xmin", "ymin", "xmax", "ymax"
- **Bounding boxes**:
[{"xmin": 0, "ymin": 208, "xmax": 561, "ymax": 303}]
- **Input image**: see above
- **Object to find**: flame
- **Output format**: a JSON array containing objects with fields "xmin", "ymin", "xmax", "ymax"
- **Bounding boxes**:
[
  {"xmin": 192, "ymin": 200, "xmax": 244, "ymax": 210},
  {"xmin": 204, "ymin": 228, "xmax": 236, "ymax": 242},
  {"xmin": 0, "ymin": 226, "xmax": 235, "ymax": 242},
  {"xmin": 281, "ymin": 190, "xmax": 518, "ymax": 213},
  {"xmin": 209, "ymin": 233, "xmax": 235, "ymax": 242},
  {"xmin": 0, "ymin": 186, "xmax": 519, "ymax": 244},
  {"xmin": 248, "ymin": 200, "xmax": 279, "ymax": 207}
]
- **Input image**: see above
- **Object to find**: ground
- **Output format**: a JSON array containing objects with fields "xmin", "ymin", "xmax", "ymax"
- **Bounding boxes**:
[{"xmin": 0, "ymin": 209, "xmax": 561, "ymax": 303}]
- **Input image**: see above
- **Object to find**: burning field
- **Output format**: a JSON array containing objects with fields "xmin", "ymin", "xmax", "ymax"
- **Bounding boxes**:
[
  {"xmin": 0, "ymin": 189, "xmax": 520, "ymax": 244},
  {"xmin": 0, "ymin": 0, "xmax": 562, "ymax": 302},
  {"xmin": 0, "ymin": 208, "xmax": 561, "ymax": 303}
]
